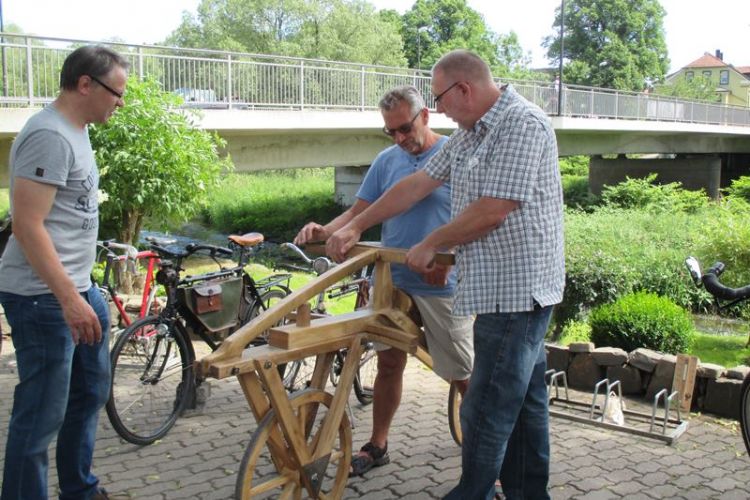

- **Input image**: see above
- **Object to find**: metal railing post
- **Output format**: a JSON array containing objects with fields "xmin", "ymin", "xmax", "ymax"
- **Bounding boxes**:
[
  {"xmin": 25, "ymin": 37, "xmax": 33, "ymax": 106},
  {"xmin": 360, "ymin": 65, "xmax": 365, "ymax": 111},
  {"xmin": 300, "ymin": 60, "xmax": 305, "ymax": 110},
  {"xmin": 137, "ymin": 46, "xmax": 144, "ymax": 79},
  {"xmin": 227, "ymin": 54, "xmax": 233, "ymax": 110}
]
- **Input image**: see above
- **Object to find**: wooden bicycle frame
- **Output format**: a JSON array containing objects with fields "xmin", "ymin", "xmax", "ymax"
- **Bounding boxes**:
[{"xmin": 198, "ymin": 244, "xmax": 453, "ymax": 498}]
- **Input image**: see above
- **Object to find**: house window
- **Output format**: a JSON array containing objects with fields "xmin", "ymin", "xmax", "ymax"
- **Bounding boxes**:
[
  {"xmin": 720, "ymin": 70, "xmax": 729, "ymax": 85},
  {"xmin": 685, "ymin": 71, "xmax": 694, "ymax": 82},
  {"xmin": 702, "ymin": 70, "xmax": 712, "ymax": 79}
]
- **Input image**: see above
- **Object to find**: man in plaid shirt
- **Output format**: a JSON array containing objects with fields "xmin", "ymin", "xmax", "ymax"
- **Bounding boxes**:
[{"xmin": 327, "ymin": 49, "xmax": 564, "ymax": 500}]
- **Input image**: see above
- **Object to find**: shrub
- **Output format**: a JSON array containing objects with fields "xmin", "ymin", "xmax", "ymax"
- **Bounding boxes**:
[
  {"xmin": 556, "ymin": 320, "xmax": 592, "ymax": 345},
  {"xmin": 589, "ymin": 292, "xmax": 694, "ymax": 354},
  {"xmin": 559, "ymin": 155, "xmax": 590, "ymax": 176},
  {"xmin": 723, "ymin": 175, "xmax": 750, "ymax": 203},
  {"xmin": 600, "ymin": 173, "xmax": 709, "ymax": 213},
  {"xmin": 562, "ymin": 175, "xmax": 599, "ymax": 210}
]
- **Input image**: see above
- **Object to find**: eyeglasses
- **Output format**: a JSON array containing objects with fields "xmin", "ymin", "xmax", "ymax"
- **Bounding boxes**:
[
  {"xmin": 88, "ymin": 75, "xmax": 123, "ymax": 99},
  {"xmin": 433, "ymin": 81, "xmax": 461, "ymax": 104},
  {"xmin": 382, "ymin": 109, "xmax": 423, "ymax": 137}
]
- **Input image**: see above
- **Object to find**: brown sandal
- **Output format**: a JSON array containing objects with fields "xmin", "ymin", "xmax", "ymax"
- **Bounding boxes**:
[{"xmin": 349, "ymin": 441, "xmax": 390, "ymax": 477}]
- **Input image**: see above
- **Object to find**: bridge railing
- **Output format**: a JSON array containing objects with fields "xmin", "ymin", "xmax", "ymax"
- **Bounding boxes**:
[{"xmin": 1, "ymin": 33, "xmax": 749, "ymax": 127}]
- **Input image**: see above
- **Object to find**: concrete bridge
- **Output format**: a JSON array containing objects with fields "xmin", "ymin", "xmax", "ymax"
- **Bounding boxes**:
[{"xmin": 1, "ymin": 34, "xmax": 749, "ymax": 202}]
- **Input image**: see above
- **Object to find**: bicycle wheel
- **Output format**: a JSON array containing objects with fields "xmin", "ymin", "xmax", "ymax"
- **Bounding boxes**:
[
  {"xmin": 353, "ymin": 342, "xmax": 377, "ymax": 405},
  {"xmin": 235, "ymin": 389, "xmax": 351, "ymax": 500},
  {"xmin": 448, "ymin": 382, "xmax": 462, "ymax": 446},
  {"xmin": 106, "ymin": 316, "xmax": 194, "ymax": 445},
  {"xmin": 244, "ymin": 288, "xmax": 307, "ymax": 391},
  {"xmin": 740, "ymin": 373, "xmax": 750, "ymax": 456}
]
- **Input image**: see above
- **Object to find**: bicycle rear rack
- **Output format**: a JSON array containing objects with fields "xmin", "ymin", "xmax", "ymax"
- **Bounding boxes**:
[{"xmin": 546, "ymin": 370, "xmax": 689, "ymax": 445}]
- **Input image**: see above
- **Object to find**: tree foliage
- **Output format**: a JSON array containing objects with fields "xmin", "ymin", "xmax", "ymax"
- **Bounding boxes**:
[
  {"xmin": 544, "ymin": 0, "xmax": 669, "ymax": 91},
  {"xmin": 165, "ymin": 0, "xmax": 405, "ymax": 66},
  {"xmin": 653, "ymin": 75, "xmax": 720, "ymax": 102},
  {"xmin": 91, "ymin": 77, "xmax": 232, "ymax": 245}
]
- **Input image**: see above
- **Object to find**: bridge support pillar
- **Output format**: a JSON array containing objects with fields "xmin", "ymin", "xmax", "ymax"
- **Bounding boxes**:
[
  {"xmin": 589, "ymin": 155, "xmax": 722, "ymax": 199},
  {"xmin": 334, "ymin": 166, "xmax": 369, "ymax": 207}
]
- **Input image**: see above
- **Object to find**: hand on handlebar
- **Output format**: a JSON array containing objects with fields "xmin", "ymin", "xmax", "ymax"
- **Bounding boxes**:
[
  {"xmin": 294, "ymin": 222, "xmax": 329, "ymax": 246},
  {"xmin": 326, "ymin": 226, "xmax": 362, "ymax": 263}
]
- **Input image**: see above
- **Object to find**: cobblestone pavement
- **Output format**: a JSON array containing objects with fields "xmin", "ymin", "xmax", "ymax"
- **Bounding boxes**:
[{"xmin": 1, "ymin": 331, "xmax": 750, "ymax": 499}]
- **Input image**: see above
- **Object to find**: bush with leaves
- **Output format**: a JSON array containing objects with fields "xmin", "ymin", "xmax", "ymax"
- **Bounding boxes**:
[
  {"xmin": 600, "ymin": 173, "xmax": 709, "ymax": 213},
  {"xmin": 589, "ymin": 292, "xmax": 694, "ymax": 354},
  {"xmin": 91, "ymin": 77, "xmax": 232, "ymax": 245},
  {"xmin": 562, "ymin": 175, "xmax": 598, "ymax": 210},
  {"xmin": 723, "ymin": 176, "xmax": 750, "ymax": 203}
]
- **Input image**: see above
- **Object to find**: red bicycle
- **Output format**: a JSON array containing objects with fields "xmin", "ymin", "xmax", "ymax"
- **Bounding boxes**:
[{"xmin": 95, "ymin": 238, "xmax": 166, "ymax": 332}]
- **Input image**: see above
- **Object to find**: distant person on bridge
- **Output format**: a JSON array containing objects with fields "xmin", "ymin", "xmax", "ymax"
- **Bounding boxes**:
[
  {"xmin": 325, "ymin": 50, "xmax": 565, "ymax": 500},
  {"xmin": 0, "ymin": 45, "xmax": 129, "ymax": 500},
  {"xmin": 294, "ymin": 84, "xmax": 474, "ymax": 478}
]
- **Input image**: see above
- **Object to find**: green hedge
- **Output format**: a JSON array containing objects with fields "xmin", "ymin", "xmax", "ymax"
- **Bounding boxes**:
[{"xmin": 589, "ymin": 292, "xmax": 694, "ymax": 354}]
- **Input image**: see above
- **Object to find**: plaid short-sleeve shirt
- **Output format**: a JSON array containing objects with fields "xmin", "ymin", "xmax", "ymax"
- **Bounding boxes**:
[{"xmin": 424, "ymin": 84, "xmax": 565, "ymax": 315}]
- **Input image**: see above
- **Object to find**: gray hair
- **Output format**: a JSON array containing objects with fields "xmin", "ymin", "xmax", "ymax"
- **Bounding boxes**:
[
  {"xmin": 60, "ymin": 45, "xmax": 130, "ymax": 91},
  {"xmin": 379, "ymin": 85, "xmax": 426, "ymax": 115},
  {"xmin": 433, "ymin": 49, "xmax": 492, "ymax": 84}
]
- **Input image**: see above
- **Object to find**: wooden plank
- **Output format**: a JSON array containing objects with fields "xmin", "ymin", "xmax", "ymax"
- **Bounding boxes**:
[
  {"xmin": 267, "ymin": 309, "xmax": 374, "ymax": 349},
  {"xmin": 305, "ymin": 242, "xmax": 456, "ymax": 266},
  {"xmin": 672, "ymin": 354, "xmax": 699, "ymax": 412}
]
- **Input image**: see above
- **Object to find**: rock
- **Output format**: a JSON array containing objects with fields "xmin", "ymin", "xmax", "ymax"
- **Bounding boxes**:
[
  {"xmin": 607, "ymin": 364, "xmax": 643, "ymax": 395},
  {"xmin": 545, "ymin": 344, "xmax": 570, "ymax": 373},
  {"xmin": 628, "ymin": 348, "xmax": 663, "ymax": 373},
  {"xmin": 726, "ymin": 365, "xmax": 750, "ymax": 381},
  {"xmin": 697, "ymin": 363, "xmax": 726, "ymax": 379},
  {"xmin": 567, "ymin": 353, "xmax": 604, "ymax": 391},
  {"xmin": 645, "ymin": 356, "xmax": 677, "ymax": 401},
  {"xmin": 704, "ymin": 378, "xmax": 743, "ymax": 419},
  {"xmin": 592, "ymin": 347, "xmax": 628, "ymax": 367},
  {"xmin": 569, "ymin": 342, "xmax": 595, "ymax": 353}
]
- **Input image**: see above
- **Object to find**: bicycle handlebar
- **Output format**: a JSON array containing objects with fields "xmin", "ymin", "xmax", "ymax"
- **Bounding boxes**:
[
  {"xmin": 280, "ymin": 242, "xmax": 332, "ymax": 276},
  {"xmin": 686, "ymin": 256, "xmax": 750, "ymax": 301}
]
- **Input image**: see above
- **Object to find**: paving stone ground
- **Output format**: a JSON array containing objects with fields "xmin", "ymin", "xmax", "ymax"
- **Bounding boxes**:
[{"xmin": 1, "ymin": 324, "xmax": 750, "ymax": 499}]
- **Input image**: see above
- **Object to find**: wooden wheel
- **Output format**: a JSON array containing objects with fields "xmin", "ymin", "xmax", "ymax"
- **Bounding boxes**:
[
  {"xmin": 448, "ymin": 382, "xmax": 462, "ymax": 446},
  {"xmin": 235, "ymin": 389, "xmax": 352, "ymax": 499}
]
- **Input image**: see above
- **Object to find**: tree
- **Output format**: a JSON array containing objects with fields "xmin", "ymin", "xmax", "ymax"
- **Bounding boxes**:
[
  {"xmin": 91, "ymin": 77, "xmax": 232, "ymax": 246},
  {"xmin": 653, "ymin": 75, "xmax": 720, "ymax": 102},
  {"xmin": 400, "ymin": 0, "xmax": 500, "ymax": 70},
  {"xmin": 544, "ymin": 0, "xmax": 669, "ymax": 91},
  {"xmin": 165, "ymin": 0, "xmax": 405, "ymax": 65}
]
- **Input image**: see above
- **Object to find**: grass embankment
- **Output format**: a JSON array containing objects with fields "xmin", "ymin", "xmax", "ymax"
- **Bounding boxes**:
[{"xmin": 0, "ymin": 188, "xmax": 8, "ymax": 216}]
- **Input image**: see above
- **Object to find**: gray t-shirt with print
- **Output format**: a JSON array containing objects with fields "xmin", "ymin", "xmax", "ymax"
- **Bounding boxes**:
[{"xmin": 0, "ymin": 105, "xmax": 99, "ymax": 295}]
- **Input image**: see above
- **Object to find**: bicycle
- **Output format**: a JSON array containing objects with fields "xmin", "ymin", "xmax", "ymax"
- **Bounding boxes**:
[
  {"xmin": 94, "ymin": 239, "xmax": 164, "ymax": 333},
  {"xmin": 279, "ymin": 242, "xmax": 376, "ymax": 404},
  {"xmin": 106, "ymin": 232, "xmax": 292, "ymax": 445},
  {"xmin": 685, "ymin": 256, "xmax": 750, "ymax": 456}
]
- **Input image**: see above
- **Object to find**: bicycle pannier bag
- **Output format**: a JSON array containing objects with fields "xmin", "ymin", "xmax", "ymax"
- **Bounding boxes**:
[
  {"xmin": 192, "ymin": 282, "xmax": 224, "ymax": 314},
  {"xmin": 180, "ymin": 276, "xmax": 243, "ymax": 333}
]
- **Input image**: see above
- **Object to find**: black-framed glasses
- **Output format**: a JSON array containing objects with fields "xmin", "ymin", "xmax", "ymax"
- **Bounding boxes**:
[
  {"xmin": 88, "ymin": 75, "xmax": 123, "ymax": 99},
  {"xmin": 433, "ymin": 81, "xmax": 461, "ymax": 104},
  {"xmin": 382, "ymin": 109, "xmax": 423, "ymax": 137}
]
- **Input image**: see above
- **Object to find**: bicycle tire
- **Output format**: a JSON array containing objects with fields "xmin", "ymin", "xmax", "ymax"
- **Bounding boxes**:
[
  {"xmin": 245, "ymin": 288, "xmax": 306, "ymax": 391},
  {"xmin": 353, "ymin": 343, "xmax": 377, "ymax": 405},
  {"xmin": 448, "ymin": 382, "xmax": 462, "ymax": 446},
  {"xmin": 740, "ymin": 373, "xmax": 750, "ymax": 456},
  {"xmin": 106, "ymin": 315, "xmax": 194, "ymax": 445}
]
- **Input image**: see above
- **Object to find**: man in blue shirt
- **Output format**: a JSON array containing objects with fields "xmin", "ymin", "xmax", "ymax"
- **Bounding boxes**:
[{"xmin": 294, "ymin": 85, "xmax": 473, "ymax": 477}]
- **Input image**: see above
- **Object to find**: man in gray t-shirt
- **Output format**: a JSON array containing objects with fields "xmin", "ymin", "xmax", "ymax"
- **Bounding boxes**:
[{"xmin": 0, "ymin": 46, "xmax": 129, "ymax": 500}]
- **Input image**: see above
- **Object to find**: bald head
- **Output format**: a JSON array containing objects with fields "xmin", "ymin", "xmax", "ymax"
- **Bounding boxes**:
[{"xmin": 432, "ymin": 50, "xmax": 493, "ymax": 86}]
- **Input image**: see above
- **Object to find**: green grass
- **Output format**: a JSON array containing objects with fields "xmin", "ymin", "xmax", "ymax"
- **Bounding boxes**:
[
  {"xmin": 688, "ymin": 332, "xmax": 750, "ymax": 367},
  {"xmin": 0, "ymin": 188, "xmax": 8, "ymax": 217}
]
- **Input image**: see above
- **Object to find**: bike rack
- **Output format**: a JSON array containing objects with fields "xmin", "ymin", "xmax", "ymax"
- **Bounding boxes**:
[{"xmin": 546, "ymin": 369, "xmax": 689, "ymax": 445}]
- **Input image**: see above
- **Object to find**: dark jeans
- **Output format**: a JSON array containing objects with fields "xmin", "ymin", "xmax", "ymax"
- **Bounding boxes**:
[
  {"xmin": 444, "ymin": 306, "xmax": 553, "ymax": 500},
  {"xmin": 0, "ymin": 287, "xmax": 110, "ymax": 500}
]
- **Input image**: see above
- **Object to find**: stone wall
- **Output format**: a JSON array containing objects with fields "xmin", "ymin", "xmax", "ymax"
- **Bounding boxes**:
[{"xmin": 546, "ymin": 343, "xmax": 749, "ymax": 420}]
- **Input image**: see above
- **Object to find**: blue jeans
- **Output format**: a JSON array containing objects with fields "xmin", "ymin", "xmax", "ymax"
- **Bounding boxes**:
[
  {"xmin": 444, "ymin": 306, "xmax": 553, "ymax": 500},
  {"xmin": 0, "ymin": 287, "xmax": 110, "ymax": 500}
]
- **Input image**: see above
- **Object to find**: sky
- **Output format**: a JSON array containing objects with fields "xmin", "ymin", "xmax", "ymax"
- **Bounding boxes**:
[{"xmin": 3, "ymin": 0, "xmax": 749, "ymax": 73}]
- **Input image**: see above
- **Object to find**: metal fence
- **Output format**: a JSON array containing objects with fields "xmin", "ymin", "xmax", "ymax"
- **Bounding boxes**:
[{"xmin": 1, "ymin": 33, "xmax": 749, "ymax": 127}]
